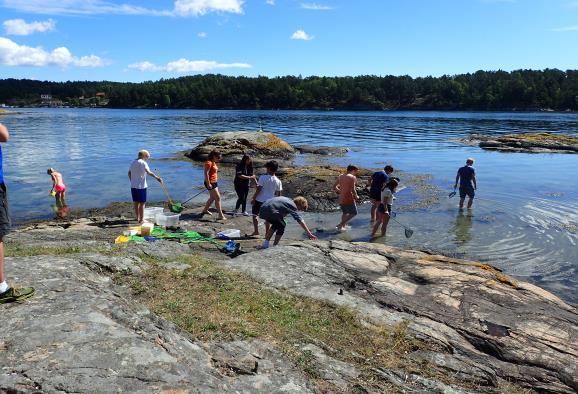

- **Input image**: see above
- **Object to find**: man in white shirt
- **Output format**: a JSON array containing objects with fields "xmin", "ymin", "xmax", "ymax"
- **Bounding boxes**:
[
  {"xmin": 250, "ymin": 160, "xmax": 282, "ymax": 236},
  {"xmin": 128, "ymin": 150, "xmax": 162, "ymax": 223}
]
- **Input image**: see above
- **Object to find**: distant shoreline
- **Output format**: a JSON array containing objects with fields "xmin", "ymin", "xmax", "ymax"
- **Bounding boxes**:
[{"xmin": 7, "ymin": 106, "xmax": 577, "ymax": 114}]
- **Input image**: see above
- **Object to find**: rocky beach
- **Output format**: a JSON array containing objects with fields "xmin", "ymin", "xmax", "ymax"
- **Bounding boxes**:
[{"xmin": 2, "ymin": 132, "xmax": 577, "ymax": 393}]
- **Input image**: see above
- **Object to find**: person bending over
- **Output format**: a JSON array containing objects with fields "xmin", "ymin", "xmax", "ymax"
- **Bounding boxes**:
[
  {"xmin": 259, "ymin": 196, "xmax": 317, "ymax": 248},
  {"xmin": 47, "ymin": 167, "xmax": 67, "ymax": 205},
  {"xmin": 250, "ymin": 160, "xmax": 282, "ymax": 236}
]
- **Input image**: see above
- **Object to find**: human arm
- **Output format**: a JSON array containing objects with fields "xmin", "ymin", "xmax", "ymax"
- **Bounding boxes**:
[
  {"xmin": 298, "ymin": 220, "xmax": 317, "ymax": 240},
  {"xmin": 454, "ymin": 171, "xmax": 460, "ymax": 189},
  {"xmin": 128, "ymin": 170, "xmax": 131, "ymax": 181},
  {"xmin": 252, "ymin": 185, "xmax": 262, "ymax": 203},
  {"xmin": 472, "ymin": 172, "xmax": 477, "ymax": 190},
  {"xmin": 353, "ymin": 177, "xmax": 360, "ymax": 201},
  {"xmin": 144, "ymin": 163, "xmax": 162, "ymax": 183},
  {"xmin": 0, "ymin": 123, "xmax": 9, "ymax": 142},
  {"xmin": 333, "ymin": 177, "xmax": 341, "ymax": 194}
]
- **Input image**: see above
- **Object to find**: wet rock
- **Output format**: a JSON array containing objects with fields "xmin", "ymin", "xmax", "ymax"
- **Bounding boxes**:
[
  {"xmin": 1, "ymin": 255, "xmax": 313, "ymax": 393},
  {"xmin": 461, "ymin": 133, "xmax": 578, "ymax": 154},
  {"xmin": 293, "ymin": 145, "xmax": 349, "ymax": 156},
  {"xmin": 186, "ymin": 131, "xmax": 295, "ymax": 165},
  {"xmin": 224, "ymin": 240, "xmax": 578, "ymax": 393}
]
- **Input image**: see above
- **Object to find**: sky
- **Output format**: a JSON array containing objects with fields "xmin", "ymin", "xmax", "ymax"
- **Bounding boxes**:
[{"xmin": 0, "ymin": 0, "xmax": 577, "ymax": 82}]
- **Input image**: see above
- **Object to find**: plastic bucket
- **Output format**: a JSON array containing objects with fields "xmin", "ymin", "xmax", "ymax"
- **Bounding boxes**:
[
  {"xmin": 155, "ymin": 212, "xmax": 180, "ymax": 227},
  {"xmin": 144, "ymin": 207, "xmax": 164, "ymax": 222}
]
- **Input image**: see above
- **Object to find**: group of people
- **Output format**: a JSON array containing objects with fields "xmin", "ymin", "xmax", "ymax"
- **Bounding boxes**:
[
  {"xmin": 128, "ymin": 149, "xmax": 317, "ymax": 249},
  {"xmin": 333, "ymin": 164, "xmax": 399, "ymax": 238},
  {"xmin": 0, "ymin": 117, "xmax": 478, "ymax": 304},
  {"xmin": 128, "ymin": 147, "xmax": 478, "ymax": 248}
]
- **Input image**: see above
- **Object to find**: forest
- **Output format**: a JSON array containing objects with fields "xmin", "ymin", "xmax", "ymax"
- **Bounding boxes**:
[{"xmin": 1, "ymin": 69, "xmax": 577, "ymax": 111}]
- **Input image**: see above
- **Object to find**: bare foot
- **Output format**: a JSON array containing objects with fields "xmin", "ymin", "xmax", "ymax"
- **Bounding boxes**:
[
  {"xmin": 217, "ymin": 215, "xmax": 227, "ymax": 221},
  {"xmin": 201, "ymin": 210, "xmax": 213, "ymax": 216},
  {"xmin": 249, "ymin": 232, "xmax": 260, "ymax": 237}
]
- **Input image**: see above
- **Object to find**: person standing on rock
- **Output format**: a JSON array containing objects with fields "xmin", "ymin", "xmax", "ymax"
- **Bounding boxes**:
[
  {"xmin": 367, "ymin": 165, "xmax": 394, "ymax": 222},
  {"xmin": 0, "ymin": 123, "xmax": 35, "ymax": 304},
  {"xmin": 233, "ymin": 154, "xmax": 256, "ymax": 216},
  {"xmin": 201, "ymin": 150, "xmax": 226, "ymax": 220},
  {"xmin": 454, "ymin": 158, "xmax": 477, "ymax": 210},
  {"xmin": 259, "ymin": 196, "xmax": 317, "ymax": 248},
  {"xmin": 250, "ymin": 160, "xmax": 282, "ymax": 237},
  {"xmin": 128, "ymin": 150, "xmax": 163, "ymax": 224},
  {"xmin": 334, "ymin": 165, "xmax": 360, "ymax": 231}
]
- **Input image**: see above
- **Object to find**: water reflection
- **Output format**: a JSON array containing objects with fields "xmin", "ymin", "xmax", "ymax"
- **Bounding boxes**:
[{"xmin": 453, "ymin": 210, "xmax": 473, "ymax": 245}]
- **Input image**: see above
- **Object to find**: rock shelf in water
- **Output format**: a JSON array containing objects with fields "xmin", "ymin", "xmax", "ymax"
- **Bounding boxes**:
[{"xmin": 461, "ymin": 132, "xmax": 578, "ymax": 153}]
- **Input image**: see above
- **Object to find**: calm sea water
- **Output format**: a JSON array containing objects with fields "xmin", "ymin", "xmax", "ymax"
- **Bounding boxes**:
[{"xmin": 2, "ymin": 108, "xmax": 577, "ymax": 304}]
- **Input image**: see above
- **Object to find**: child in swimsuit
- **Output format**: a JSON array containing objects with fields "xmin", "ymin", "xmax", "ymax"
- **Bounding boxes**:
[{"xmin": 47, "ymin": 168, "xmax": 66, "ymax": 204}]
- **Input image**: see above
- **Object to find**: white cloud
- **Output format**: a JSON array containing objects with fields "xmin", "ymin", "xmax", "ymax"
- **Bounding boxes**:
[
  {"xmin": 127, "ymin": 61, "xmax": 163, "ymax": 72},
  {"xmin": 552, "ymin": 25, "xmax": 578, "ymax": 32},
  {"xmin": 3, "ymin": 18, "xmax": 56, "ymax": 35},
  {"xmin": 266, "ymin": 0, "xmax": 275, "ymax": 5},
  {"xmin": 173, "ymin": 0, "xmax": 244, "ymax": 16},
  {"xmin": 197, "ymin": 31, "xmax": 207, "ymax": 38},
  {"xmin": 300, "ymin": 2, "xmax": 333, "ymax": 10},
  {"xmin": 0, "ymin": 37, "xmax": 104, "ymax": 67},
  {"xmin": 1, "ymin": 0, "xmax": 244, "ymax": 17},
  {"xmin": 290, "ymin": 30, "xmax": 313, "ymax": 40},
  {"xmin": 128, "ymin": 58, "xmax": 252, "ymax": 73}
]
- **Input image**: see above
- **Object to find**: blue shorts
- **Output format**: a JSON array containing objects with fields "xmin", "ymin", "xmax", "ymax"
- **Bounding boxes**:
[
  {"xmin": 131, "ymin": 188, "xmax": 147, "ymax": 203},
  {"xmin": 459, "ymin": 185, "xmax": 475, "ymax": 199}
]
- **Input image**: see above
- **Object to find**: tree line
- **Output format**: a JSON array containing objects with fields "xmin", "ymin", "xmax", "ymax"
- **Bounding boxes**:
[{"xmin": 1, "ymin": 69, "xmax": 577, "ymax": 111}]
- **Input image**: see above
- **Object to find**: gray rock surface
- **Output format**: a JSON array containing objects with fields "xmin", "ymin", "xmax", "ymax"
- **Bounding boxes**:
[
  {"xmin": 225, "ymin": 240, "xmax": 578, "ymax": 393},
  {"xmin": 1, "ymin": 255, "xmax": 313, "ymax": 393},
  {"xmin": 300, "ymin": 344, "xmax": 359, "ymax": 389},
  {"xmin": 186, "ymin": 131, "xmax": 295, "ymax": 165}
]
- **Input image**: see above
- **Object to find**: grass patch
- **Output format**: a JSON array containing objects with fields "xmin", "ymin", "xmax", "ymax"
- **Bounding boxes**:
[
  {"xmin": 116, "ymin": 253, "xmax": 480, "ymax": 391},
  {"xmin": 5, "ymin": 243, "xmax": 86, "ymax": 257}
]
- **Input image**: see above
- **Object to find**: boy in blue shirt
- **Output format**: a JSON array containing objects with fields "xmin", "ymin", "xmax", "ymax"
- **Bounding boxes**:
[
  {"xmin": 0, "ymin": 123, "xmax": 35, "ymax": 304},
  {"xmin": 454, "ymin": 158, "xmax": 477, "ymax": 210}
]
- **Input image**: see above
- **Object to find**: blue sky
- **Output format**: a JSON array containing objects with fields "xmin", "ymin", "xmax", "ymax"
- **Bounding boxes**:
[{"xmin": 0, "ymin": 0, "xmax": 577, "ymax": 82}]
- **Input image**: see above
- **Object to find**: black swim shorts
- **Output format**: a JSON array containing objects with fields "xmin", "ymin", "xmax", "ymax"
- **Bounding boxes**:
[{"xmin": 0, "ymin": 183, "xmax": 10, "ymax": 238}]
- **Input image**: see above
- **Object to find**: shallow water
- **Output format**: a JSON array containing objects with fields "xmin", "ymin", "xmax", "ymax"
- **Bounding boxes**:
[{"xmin": 2, "ymin": 108, "xmax": 577, "ymax": 304}]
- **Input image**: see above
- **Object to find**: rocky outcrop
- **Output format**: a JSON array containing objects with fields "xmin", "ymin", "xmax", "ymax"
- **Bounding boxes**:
[
  {"xmin": 225, "ymin": 240, "xmax": 578, "ymax": 393},
  {"xmin": 293, "ymin": 145, "xmax": 349, "ymax": 156},
  {"xmin": 1, "ymin": 254, "xmax": 313, "ymax": 393},
  {"xmin": 186, "ymin": 131, "xmax": 296, "ymax": 165},
  {"xmin": 461, "ymin": 133, "xmax": 578, "ymax": 153}
]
